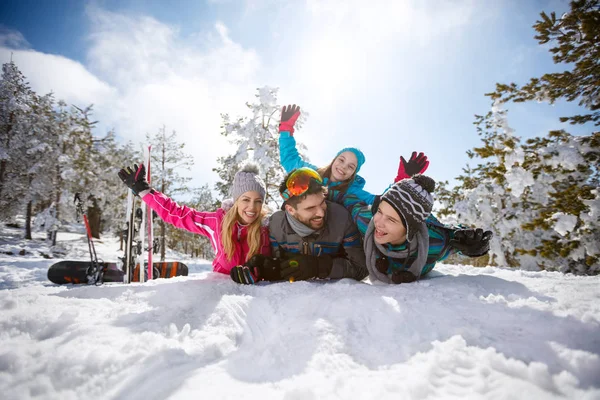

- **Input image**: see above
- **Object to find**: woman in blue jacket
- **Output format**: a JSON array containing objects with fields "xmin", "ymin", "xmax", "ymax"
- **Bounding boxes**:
[{"xmin": 278, "ymin": 104, "xmax": 429, "ymax": 204}]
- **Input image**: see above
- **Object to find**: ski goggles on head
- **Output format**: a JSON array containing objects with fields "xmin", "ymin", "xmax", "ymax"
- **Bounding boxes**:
[{"xmin": 280, "ymin": 167, "xmax": 323, "ymax": 201}]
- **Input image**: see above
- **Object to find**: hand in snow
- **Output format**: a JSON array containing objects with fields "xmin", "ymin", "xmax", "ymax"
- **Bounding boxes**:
[
  {"xmin": 391, "ymin": 271, "xmax": 418, "ymax": 284},
  {"xmin": 450, "ymin": 228, "xmax": 492, "ymax": 257},
  {"xmin": 118, "ymin": 163, "xmax": 150, "ymax": 196},
  {"xmin": 395, "ymin": 152, "xmax": 429, "ymax": 182},
  {"xmin": 279, "ymin": 104, "xmax": 301, "ymax": 136},
  {"xmin": 230, "ymin": 265, "xmax": 258, "ymax": 284},
  {"xmin": 279, "ymin": 254, "xmax": 333, "ymax": 281},
  {"xmin": 231, "ymin": 255, "xmax": 282, "ymax": 284}
]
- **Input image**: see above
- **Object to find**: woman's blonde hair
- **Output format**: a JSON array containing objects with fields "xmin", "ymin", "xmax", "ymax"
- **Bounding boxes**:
[
  {"xmin": 221, "ymin": 199, "xmax": 267, "ymax": 262},
  {"xmin": 317, "ymin": 155, "xmax": 358, "ymax": 194}
]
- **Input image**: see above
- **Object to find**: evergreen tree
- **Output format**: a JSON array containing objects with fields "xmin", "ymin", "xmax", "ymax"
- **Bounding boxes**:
[
  {"xmin": 25, "ymin": 92, "xmax": 59, "ymax": 240},
  {"xmin": 0, "ymin": 60, "xmax": 189, "ymax": 250},
  {"xmin": 52, "ymin": 104, "xmax": 128, "ymax": 239},
  {"xmin": 145, "ymin": 126, "xmax": 194, "ymax": 261},
  {"xmin": 214, "ymin": 86, "xmax": 308, "ymax": 209},
  {"xmin": 47, "ymin": 100, "xmax": 79, "ymax": 241},
  {"xmin": 437, "ymin": 104, "xmax": 599, "ymax": 274},
  {"xmin": 64, "ymin": 104, "xmax": 105, "ymax": 238},
  {"xmin": 90, "ymin": 129, "xmax": 138, "ymax": 237},
  {"xmin": 489, "ymin": 0, "xmax": 600, "ymax": 125},
  {"xmin": 0, "ymin": 61, "xmax": 36, "ymax": 224},
  {"xmin": 438, "ymin": 1, "xmax": 600, "ymax": 274}
]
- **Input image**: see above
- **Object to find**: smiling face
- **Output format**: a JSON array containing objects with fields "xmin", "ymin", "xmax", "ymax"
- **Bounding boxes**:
[
  {"xmin": 236, "ymin": 191, "xmax": 264, "ymax": 225},
  {"xmin": 372, "ymin": 201, "xmax": 407, "ymax": 246},
  {"xmin": 286, "ymin": 192, "xmax": 327, "ymax": 230},
  {"xmin": 330, "ymin": 151, "xmax": 358, "ymax": 183}
]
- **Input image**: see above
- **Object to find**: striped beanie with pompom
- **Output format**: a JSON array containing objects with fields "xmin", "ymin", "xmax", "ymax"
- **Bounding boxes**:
[{"xmin": 379, "ymin": 174, "xmax": 435, "ymax": 242}]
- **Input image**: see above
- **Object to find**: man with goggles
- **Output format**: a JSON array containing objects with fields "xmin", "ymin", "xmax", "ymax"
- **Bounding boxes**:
[{"xmin": 230, "ymin": 167, "xmax": 368, "ymax": 284}]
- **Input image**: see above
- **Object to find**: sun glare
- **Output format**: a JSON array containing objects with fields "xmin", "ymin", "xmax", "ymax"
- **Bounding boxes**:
[{"xmin": 300, "ymin": 38, "xmax": 362, "ymax": 96}]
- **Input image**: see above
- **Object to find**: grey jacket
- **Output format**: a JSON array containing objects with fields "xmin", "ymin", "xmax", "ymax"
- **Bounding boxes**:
[{"xmin": 269, "ymin": 201, "xmax": 368, "ymax": 281}]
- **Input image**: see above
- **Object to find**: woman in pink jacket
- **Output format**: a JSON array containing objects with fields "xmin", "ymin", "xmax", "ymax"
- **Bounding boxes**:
[{"xmin": 118, "ymin": 163, "xmax": 271, "ymax": 274}]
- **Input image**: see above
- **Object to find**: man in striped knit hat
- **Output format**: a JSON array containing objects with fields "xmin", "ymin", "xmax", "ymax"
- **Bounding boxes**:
[{"xmin": 330, "ymin": 174, "xmax": 492, "ymax": 284}]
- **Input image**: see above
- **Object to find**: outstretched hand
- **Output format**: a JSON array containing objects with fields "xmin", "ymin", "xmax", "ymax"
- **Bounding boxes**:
[
  {"xmin": 230, "ymin": 265, "xmax": 258, "ymax": 284},
  {"xmin": 450, "ymin": 228, "xmax": 493, "ymax": 257},
  {"xmin": 279, "ymin": 104, "xmax": 301, "ymax": 136},
  {"xmin": 395, "ymin": 151, "xmax": 429, "ymax": 182},
  {"xmin": 230, "ymin": 254, "xmax": 281, "ymax": 284},
  {"xmin": 279, "ymin": 254, "xmax": 333, "ymax": 281},
  {"xmin": 118, "ymin": 163, "xmax": 150, "ymax": 196}
]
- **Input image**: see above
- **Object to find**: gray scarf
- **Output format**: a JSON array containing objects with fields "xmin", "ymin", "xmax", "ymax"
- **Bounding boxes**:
[
  {"xmin": 363, "ymin": 218, "xmax": 429, "ymax": 283},
  {"xmin": 285, "ymin": 211, "xmax": 317, "ymax": 238}
]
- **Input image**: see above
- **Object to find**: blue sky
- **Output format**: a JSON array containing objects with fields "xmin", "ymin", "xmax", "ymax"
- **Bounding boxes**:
[{"xmin": 0, "ymin": 0, "xmax": 591, "ymax": 197}]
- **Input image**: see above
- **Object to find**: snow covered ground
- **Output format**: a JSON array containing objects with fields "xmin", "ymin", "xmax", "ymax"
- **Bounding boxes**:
[{"xmin": 1, "ymin": 224, "xmax": 599, "ymax": 400}]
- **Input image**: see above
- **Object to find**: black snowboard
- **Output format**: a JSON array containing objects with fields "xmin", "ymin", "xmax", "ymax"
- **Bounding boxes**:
[{"xmin": 48, "ymin": 261, "xmax": 188, "ymax": 284}]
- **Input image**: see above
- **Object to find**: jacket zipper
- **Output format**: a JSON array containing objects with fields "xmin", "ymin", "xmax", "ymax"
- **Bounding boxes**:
[{"xmin": 303, "ymin": 241, "xmax": 309, "ymax": 255}]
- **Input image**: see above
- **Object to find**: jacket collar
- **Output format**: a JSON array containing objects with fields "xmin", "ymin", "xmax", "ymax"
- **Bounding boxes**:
[{"xmin": 280, "ymin": 202, "xmax": 332, "ymax": 238}]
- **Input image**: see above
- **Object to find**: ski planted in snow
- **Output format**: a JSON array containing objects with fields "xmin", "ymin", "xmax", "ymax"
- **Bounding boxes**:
[
  {"xmin": 123, "ymin": 189, "xmax": 135, "ymax": 284},
  {"xmin": 146, "ymin": 145, "xmax": 153, "ymax": 280}
]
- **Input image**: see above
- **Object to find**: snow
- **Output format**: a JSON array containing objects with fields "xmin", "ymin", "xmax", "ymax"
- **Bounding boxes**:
[
  {"xmin": 1, "ymin": 224, "xmax": 600, "ymax": 400},
  {"xmin": 551, "ymin": 213, "xmax": 578, "ymax": 237},
  {"xmin": 505, "ymin": 166, "xmax": 534, "ymax": 198}
]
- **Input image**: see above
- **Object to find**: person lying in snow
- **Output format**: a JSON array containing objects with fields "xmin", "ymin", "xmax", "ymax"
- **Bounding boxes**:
[
  {"xmin": 118, "ymin": 162, "xmax": 271, "ymax": 275},
  {"xmin": 330, "ymin": 174, "xmax": 493, "ymax": 284},
  {"xmin": 278, "ymin": 104, "xmax": 429, "ymax": 205},
  {"xmin": 230, "ymin": 167, "xmax": 368, "ymax": 284}
]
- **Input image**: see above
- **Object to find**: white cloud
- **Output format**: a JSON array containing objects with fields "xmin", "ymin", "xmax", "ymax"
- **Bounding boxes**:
[
  {"xmin": 82, "ymin": 6, "xmax": 261, "ymax": 186},
  {"xmin": 0, "ymin": 26, "xmax": 114, "ymax": 108},
  {"xmin": 0, "ymin": 27, "xmax": 114, "ymax": 108},
  {"xmin": 0, "ymin": 26, "xmax": 30, "ymax": 49},
  {"xmin": 0, "ymin": 46, "xmax": 117, "ymax": 108},
  {"xmin": 304, "ymin": 0, "xmax": 478, "ymax": 45}
]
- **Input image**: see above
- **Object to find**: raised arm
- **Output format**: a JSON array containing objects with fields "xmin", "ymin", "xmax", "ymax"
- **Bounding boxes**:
[
  {"xmin": 141, "ymin": 190, "xmax": 222, "ymax": 238},
  {"xmin": 345, "ymin": 175, "xmax": 377, "ymax": 205},
  {"xmin": 278, "ymin": 104, "xmax": 317, "ymax": 172},
  {"xmin": 118, "ymin": 163, "xmax": 221, "ymax": 239}
]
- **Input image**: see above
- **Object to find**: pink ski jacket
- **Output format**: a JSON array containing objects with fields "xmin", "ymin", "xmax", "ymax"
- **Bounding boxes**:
[{"xmin": 142, "ymin": 190, "xmax": 271, "ymax": 274}]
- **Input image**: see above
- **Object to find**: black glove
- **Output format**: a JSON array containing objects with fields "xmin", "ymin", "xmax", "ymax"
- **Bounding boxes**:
[
  {"xmin": 279, "ymin": 254, "xmax": 333, "ymax": 281},
  {"xmin": 391, "ymin": 271, "xmax": 418, "ymax": 284},
  {"xmin": 118, "ymin": 164, "xmax": 150, "ymax": 196},
  {"xmin": 450, "ymin": 228, "xmax": 492, "ymax": 257},
  {"xmin": 230, "ymin": 265, "xmax": 258, "ymax": 284},
  {"xmin": 230, "ymin": 255, "xmax": 281, "ymax": 284},
  {"xmin": 377, "ymin": 256, "xmax": 418, "ymax": 284}
]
